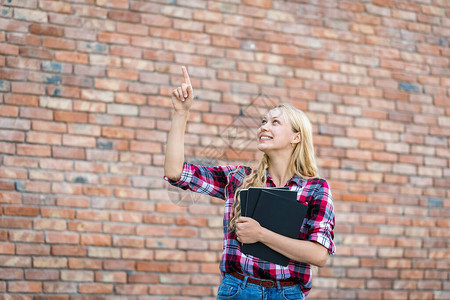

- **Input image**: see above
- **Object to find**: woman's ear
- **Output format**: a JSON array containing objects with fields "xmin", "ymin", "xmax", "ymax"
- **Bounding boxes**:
[{"xmin": 291, "ymin": 132, "xmax": 301, "ymax": 145}]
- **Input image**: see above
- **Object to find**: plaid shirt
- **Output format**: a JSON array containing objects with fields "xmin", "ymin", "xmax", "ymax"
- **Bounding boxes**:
[{"xmin": 164, "ymin": 162, "xmax": 335, "ymax": 296}]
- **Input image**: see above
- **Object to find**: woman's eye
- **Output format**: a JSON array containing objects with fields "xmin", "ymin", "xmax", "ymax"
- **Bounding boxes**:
[
  {"xmin": 273, "ymin": 120, "xmax": 279, "ymax": 124},
  {"xmin": 261, "ymin": 120, "xmax": 267, "ymax": 124}
]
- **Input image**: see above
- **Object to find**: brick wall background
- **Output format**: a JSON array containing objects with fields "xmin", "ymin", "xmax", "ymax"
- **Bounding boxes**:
[{"xmin": 0, "ymin": 0, "xmax": 449, "ymax": 299}]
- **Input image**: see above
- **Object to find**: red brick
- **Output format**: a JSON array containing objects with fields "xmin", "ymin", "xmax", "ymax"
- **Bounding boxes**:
[
  {"xmin": 27, "ymin": 131, "xmax": 61, "ymax": 145},
  {"xmin": 41, "ymin": 208, "xmax": 75, "ymax": 219},
  {"xmin": 73, "ymin": 101, "xmax": 106, "ymax": 113},
  {"xmin": 103, "ymin": 259, "xmax": 135, "ymax": 270},
  {"xmin": 42, "ymin": 37, "xmax": 75, "ymax": 50},
  {"xmin": 106, "ymin": 68, "xmax": 139, "ymax": 80},
  {"xmin": 340, "ymin": 1, "xmax": 365, "ymax": 12},
  {"xmin": 242, "ymin": 0, "xmax": 272, "ymax": 9},
  {"xmin": 0, "ymin": 142, "xmax": 14, "ymax": 154},
  {"xmin": 110, "ymin": 45, "xmax": 142, "ymax": 58},
  {"xmin": 16, "ymin": 243, "xmax": 50, "ymax": 255},
  {"xmin": 141, "ymin": 231, "xmax": 176, "ymax": 247},
  {"xmin": 46, "ymin": 232, "xmax": 80, "ymax": 244},
  {"xmin": 82, "ymin": 186, "xmax": 114, "ymax": 197},
  {"xmin": 150, "ymin": 27, "xmax": 181, "ymax": 40},
  {"xmin": 0, "ymin": 68, "xmax": 28, "ymax": 81},
  {"xmin": 0, "ymin": 105, "xmax": 19, "ymax": 118},
  {"xmin": 79, "ymin": 283, "xmax": 113, "ymax": 294},
  {"xmin": 68, "ymin": 258, "xmax": 102, "ymax": 269},
  {"xmin": 81, "ymin": 234, "xmax": 111, "ymax": 246},
  {"xmin": 101, "ymin": 127, "xmax": 135, "ymax": 139},
  {"xmin": 0, "ymin": 268, "xmax": 23, "ymax": 280},
  {"xmin": 102, "ymin": 224, "xmax": 134, "ymax": 236},
  {"xmin": 55, "ymin": 51, "xmax": 88, "ymax": 64},
  {"xmin": 117, "ymin": 22, "xmax": 147, "ymax": 36},
  {"xmin": 75, "ymin": 161, "xmax": 108, "ymax": 173},
  {"xmin": 367, "ymin": 279, "xmax": 393, "ymax": 289},
  {"xmin": 0, "ymin": 242, "xmax": 14, "ymax": 255},
  {"xmin": 12, "ymin": 82, "xmax": 46, "ymax": 95},
  {"xmin": 136, "ymin": 261, "xmax": 169, "ymax": 272},
  {"xmin": 150, "ymin": 284, "xmax": 181, "ymax": 296},
  {"xmin": 17, "ymin": 144, "xmax": 51, "ymax": 157},
  {"xmin": 0, "ymin": 43, "xmax": 19, "ymax": 56},
  {"xmin": 127, "ymin": 273, "xmax": 158, "ymax": 283},
  {"xmin": 76, "ymin": 210, "xmax": 109, "ymax": 221},
  {"xmin": 123, "ymin": 201, "xmax": 154, "ymax": 212},
  {"xmin": 52, "ymin": 245, "xmax": 86, "ymax": 257},
  {"xmin": 33, "ymin": 257, "xmax": 67, "ymax": 268},
  {"xmin": 38, "ymin": 0, "xmax": 69, "ymax": 12},
  {"xmin": 108, "ymin": 10, "xmax": 140, "ymax": 22},
  {"xmin": 31, "ymin": 121, "xmax": 66, "ymax": 133},
  {"xmin": 54, "ymin": 111, "xmax": 88, "ymax": 123},
  {"xmin": 4, "ymin": 205, "xmax": 39, "ymax": 217},
  {"xmin": 98, "ymin": 32, "xmax": 130, "ymax": 44},
  {"xmin": 136, "ymin": 224, "xmax": 167, "ymax": 237},
  {"xmin": 8, "ymin": 281, "xmax": 42, "ymax": 293},
  {"xmin": 29, "ymin": 24, "xmax": 63, "ymax": 36},
  {"xmin": 113, "ymin": 236, "xmax": 144, "ymax": 248},
  {"xmin": 181, "ymin": 32, "xmax": 211, "ymax": 47},
  {"xmin": 0, "ymin": 179, "xmax": 14, "ymax": 191},
  {"xmin": 182, "ymin": 285, "xmax": 212, "ymax": 297},
  {"xmin": 62, "ymin": 135, "xmax": 95, "ymax": 148},
  {"xmin": 338, "ymin": 279, "xmax": 365, "ymax": 289},
  {"xmin": 60, "ymin": 74, "xmax": 92, "ymax": 88},
  {"xmin": 187, "ymin": 251, "xmax": 217, "ymax": 262},
  {"xmin": 211, "ymin": 35, "xmax": 240, "ymax": 48},
  {"xmin": 56, "ymin": 196, "xmax": 89, "ymax": 208},
  {"xmin": 115, "ymin": 284, "xmax": 147, "ymax": 295},
  {"xmin": 40, "ymin": 158, "xmax": 73, "ymax": 171},
  {"xmin": 95, "ymin": 271, "xmax": 127, "ymax": 283},
  {"xmin": 61, "ymin": 270, "xmax": 94, "ymax": 282},
  {"xmin": 25, "ymin": 270, "xmax": 57, "ymax": 282},
  {"xmin": 43, "ymin": 282, "xmax": 77, "ymax": 294}
]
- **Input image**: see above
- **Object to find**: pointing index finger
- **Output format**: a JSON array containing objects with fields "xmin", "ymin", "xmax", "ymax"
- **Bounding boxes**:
[{"xmin": 181, "ymin": 66, "xmax": 191, "ymax": 86}]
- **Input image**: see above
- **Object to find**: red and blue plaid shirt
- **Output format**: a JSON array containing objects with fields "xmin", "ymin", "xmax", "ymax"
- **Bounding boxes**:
[{"xmin": 164, "ymin": 162, "xmax": 335, "ymax": 296}]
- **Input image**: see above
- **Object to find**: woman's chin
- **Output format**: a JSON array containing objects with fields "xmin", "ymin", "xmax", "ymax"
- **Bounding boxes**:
[{"xmin": 257, "ymin": 144, "xmax": 270, "ymax": 153}]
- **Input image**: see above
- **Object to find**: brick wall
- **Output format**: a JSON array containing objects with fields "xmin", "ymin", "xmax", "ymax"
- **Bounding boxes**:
[{"xmin": 0, "ymin": 0, "xmax": 449, "ymax": 299}]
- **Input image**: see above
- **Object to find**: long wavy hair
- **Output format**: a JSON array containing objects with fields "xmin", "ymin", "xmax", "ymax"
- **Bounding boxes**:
[{"xmin": 228, "ymin": 103, "xmax": 319, "ymax": 231}]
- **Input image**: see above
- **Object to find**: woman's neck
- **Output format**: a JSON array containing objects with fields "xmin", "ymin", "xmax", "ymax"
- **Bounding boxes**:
[{"xmin": 267, "ymin": 154, "xmax": 294, "ymax": 187}]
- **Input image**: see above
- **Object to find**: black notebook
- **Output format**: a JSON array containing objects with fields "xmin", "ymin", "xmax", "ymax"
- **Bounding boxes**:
[{"xmin": 240, "ymin": 187, "xmax": 307, "ymax": 266}]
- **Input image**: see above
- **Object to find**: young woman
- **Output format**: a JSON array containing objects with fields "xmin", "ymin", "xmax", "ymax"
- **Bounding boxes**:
[{"xmin": 164, "ymin": 66, "xmax": 335, "ymax": 299}]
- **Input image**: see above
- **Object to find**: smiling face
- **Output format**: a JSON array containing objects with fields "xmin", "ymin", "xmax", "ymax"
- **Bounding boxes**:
[{"xmin": 256, "ymin": 108, "xmax": 301, "ymax": 154}]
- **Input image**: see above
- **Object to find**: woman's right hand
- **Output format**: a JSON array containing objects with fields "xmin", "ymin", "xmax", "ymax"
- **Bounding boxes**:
[{"xmin": 171, "ymin": 66, "xmax": 194, "ymax": 112}]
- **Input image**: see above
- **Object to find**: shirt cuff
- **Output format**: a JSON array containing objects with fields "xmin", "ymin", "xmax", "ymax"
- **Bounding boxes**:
[
  {"xmin": 308, "ymin": 232, "xmax": 336, "ymax": 255},
  {"xmin": 163, "ymin": 162, "xmax": 192, "ymax": 188}
]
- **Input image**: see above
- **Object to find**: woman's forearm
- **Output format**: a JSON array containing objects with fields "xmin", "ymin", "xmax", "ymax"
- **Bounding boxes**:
[
  {"xmin": 164, "ymin": 110, "xmax": 189, "ymax": 180},
  {"xmin": 164, "ymin": 66, "xmax": 193, "ymax": 180},
  {"xmin": 259, "ymin": 227, "xmax": 329, "ymax": 267}
]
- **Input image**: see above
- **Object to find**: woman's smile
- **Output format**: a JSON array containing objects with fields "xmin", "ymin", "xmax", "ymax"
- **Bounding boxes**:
[{"xmin": 259, "ymin": 134, "xmax": 273, "ymax": 141}]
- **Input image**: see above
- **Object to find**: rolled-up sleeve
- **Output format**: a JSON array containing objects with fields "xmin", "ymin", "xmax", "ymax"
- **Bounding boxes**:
[
  {"xmin": 305, "ymin": 180, "xmax": 336, "ymax": 255},
  {"xmin": 163, "ymin": 162, "xmax": 240, "ymax": 201}
]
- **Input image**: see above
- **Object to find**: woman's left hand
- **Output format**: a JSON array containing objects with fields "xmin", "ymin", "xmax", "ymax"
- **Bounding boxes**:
[{"xmin": 235, "ymin": 217, "xmax": 263, "ymax": 244}]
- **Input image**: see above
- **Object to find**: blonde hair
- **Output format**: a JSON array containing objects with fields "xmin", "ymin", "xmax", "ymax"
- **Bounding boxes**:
[{"xmin": 228, "ymin": 103, "xmax": 318, "ymax": 231}]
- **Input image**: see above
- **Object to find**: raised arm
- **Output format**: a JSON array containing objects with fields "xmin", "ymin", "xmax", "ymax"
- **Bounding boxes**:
[{"xmin": 164, "ymin": 66, "xmax": 194, "ymax": 181}]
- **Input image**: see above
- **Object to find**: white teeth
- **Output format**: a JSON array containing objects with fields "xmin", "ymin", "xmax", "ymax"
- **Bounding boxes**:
[{"xmin": 260, "ymin": 136, "xmax": 272, "ymax": 140}]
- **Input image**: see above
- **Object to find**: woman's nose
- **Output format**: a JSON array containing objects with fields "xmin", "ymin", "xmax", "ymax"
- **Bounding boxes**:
[{"xmin": 259, "ymin": 122, "xmax": 269, "ymax": 131}]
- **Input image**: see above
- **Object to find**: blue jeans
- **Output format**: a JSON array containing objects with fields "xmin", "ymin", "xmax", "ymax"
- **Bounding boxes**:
[{"xmin": 217, "ymin": 273, "xmax": 305, "ymax": 300}]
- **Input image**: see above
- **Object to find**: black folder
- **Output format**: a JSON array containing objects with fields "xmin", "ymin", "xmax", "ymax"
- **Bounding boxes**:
[
  {"xmin": 241, "ymin": 187, "xmax": 289, "ymax": 218},
  {"xmin": 240, "ymin": 187, "xmax": 307, "ymax": 266}
]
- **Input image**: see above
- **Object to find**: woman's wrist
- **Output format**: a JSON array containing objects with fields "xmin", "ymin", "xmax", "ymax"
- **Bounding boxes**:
[
  {"xmin": 173, "ymin": 109, "xmax": 189, "ymax": 117},
  {"xmin": 259, "ymin": 226, "xmax": 270, "ymax": 244}
]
